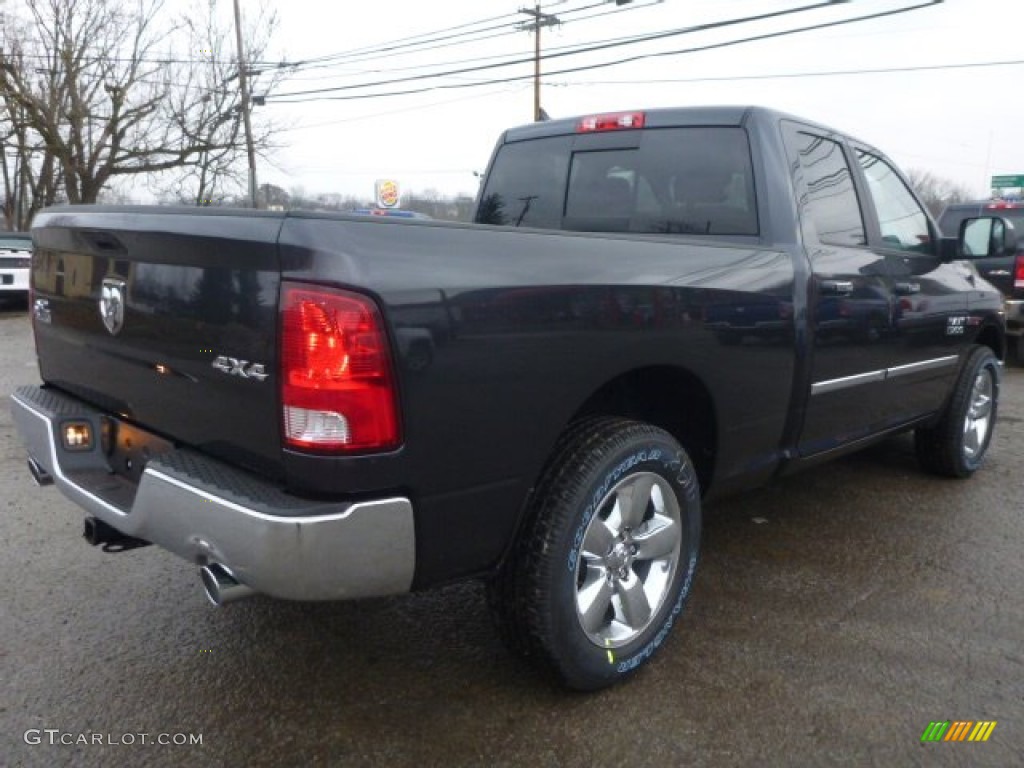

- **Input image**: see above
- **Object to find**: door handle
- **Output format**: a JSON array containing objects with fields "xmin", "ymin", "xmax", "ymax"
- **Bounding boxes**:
[
  {"xmin": 820, "ymin": 280, "xmax": 854, "ymax": 296},
  {"xmin": 893, "ymin": 282, "xmax": 920, "ymax": 295}
]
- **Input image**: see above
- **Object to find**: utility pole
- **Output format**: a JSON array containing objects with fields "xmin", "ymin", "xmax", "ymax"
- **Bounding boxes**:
[
  {"xmin": 518, "ymin": 3, "xmax": 560, "ymax": 122},
  {"xmin": 232, "ymin": 0, "xmax": 258, "ymax": 208}
]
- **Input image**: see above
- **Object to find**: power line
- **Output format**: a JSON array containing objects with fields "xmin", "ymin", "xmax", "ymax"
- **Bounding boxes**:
[
  {"xmin": 1, "ymin": 7, "xmax": 524, "ymax": 68},
  {"xmin": 270, "ymin": 0, "xmax": 844, "ymax": 100},
  {"xmin": 280, "ymin": 20, "xmax": 522, "ymax": 73},
  {"xmin": 550, "ymin": 58, "xmax": 1024, "ymax": 85},
  {"xmin": 516, "ymin": 0, "xmax": 663, "ymax": 121},
  {"xmin": 276, "ymin": 1, "xmax": 670, "ymax": 84},
  {"xmin": 278, "ymin": 56, "xmax": 1001, "ymax": 138},
  {"xmin": 0, "ymin": 8, "xmax": 522, "ymax": 69},
  {"xmin": 268, "ymin": 56, "xmax": 1024, "ymax": 138},
  {"xmin": 276, "ymin": 83, "xmax": 531, "ymax": 132},
  {"xmin": 3, "ymin": 1, "xmax": 664, "ymax": 77},
  {"xmin": 268, "ymin": 1, "xmax": 942, "ymax": 104},
  {"xmin": 268, "ymin": 0, "xmax": 660, "ymax": 73},
  {"xmin": 280, "ymin": 9, "xmax": 527, "ymax": 67}
]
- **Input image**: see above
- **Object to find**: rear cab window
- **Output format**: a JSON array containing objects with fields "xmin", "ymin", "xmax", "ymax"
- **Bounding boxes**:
[{"xmin": 475, "ymin": 127, "xmax": 758, "ymax": 237}]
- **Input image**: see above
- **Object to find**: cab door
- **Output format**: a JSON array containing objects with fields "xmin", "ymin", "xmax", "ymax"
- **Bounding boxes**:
[
  {"xmin": 852, "ymin": 146, "xmax": 967, "ymax": 422},
  {"xmin": 783, "ymin": 124, "xmax": 897, "ymax": 454}
]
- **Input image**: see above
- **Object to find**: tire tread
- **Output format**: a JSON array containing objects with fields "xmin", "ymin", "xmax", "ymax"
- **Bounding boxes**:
[
  {"xmin": 915, "ymin": 345, "xmax": 998, "ymax": 478},
  {"xmin": 487, "ymin": 417, "xmax": 690, "ymax": 688}
]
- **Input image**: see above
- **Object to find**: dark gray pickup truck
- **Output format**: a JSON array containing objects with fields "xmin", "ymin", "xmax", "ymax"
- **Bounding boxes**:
[
  {"xmin": 938, "ymin": 199, "xmax": 1024, "ymax": 360},
  {"xmin": 11, "ymin": 107, "xmax": 1010, "ymax": 690}
]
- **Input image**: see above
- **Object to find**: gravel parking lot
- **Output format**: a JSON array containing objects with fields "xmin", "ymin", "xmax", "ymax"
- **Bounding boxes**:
[{"xmin": 1, "ymin": 302, "xmax": 1021, "ymax": 767}]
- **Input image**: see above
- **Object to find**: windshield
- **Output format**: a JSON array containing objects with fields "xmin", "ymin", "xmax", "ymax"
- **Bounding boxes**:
[{"xmin": 0, "ymin": 236, "xmax": 31, "ymax": 251}]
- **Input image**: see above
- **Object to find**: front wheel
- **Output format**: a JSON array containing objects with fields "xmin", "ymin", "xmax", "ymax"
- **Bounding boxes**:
[
  {"xmin": 915, "ymin": 345, "xmax": 1000, "ymax": 478},
  {"xmin": 487, "ymin": 418, "xmax": 701, "ymax": 690}
]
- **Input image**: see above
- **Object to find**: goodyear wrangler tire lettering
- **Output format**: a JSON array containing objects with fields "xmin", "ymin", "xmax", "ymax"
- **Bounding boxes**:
[{"xmin": 486, "ymin": 417, "xmax": 702, "ymax": 690}]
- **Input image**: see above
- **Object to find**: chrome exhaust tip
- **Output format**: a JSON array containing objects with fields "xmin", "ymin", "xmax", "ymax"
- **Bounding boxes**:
[{"xmin": 199, "ymin": 563, "xmax": 256, "ymax": 606}]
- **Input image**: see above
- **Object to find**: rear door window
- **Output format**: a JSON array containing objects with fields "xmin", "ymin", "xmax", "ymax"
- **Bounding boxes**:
[{"xmin": 784, "ymin": 130, "xmax": 866, "ymax": 247}]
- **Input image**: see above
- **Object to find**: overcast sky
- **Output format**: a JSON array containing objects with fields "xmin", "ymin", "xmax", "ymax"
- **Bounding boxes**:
[{"xmin": 250, "ymin": 0, "xmax": 1023, "ymax": 202}]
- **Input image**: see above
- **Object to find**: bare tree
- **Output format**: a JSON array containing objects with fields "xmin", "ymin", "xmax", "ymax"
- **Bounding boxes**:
[
  {"xmin": 155, "ymin": 0, "xmax": 282, "ymax": 206},
  {"xmin": 0, "ymin": 0, "xmax": 281, "ymax": 224},
  {"xmin": 0, "ymin": 41, "xmax": 64, "ymax": 229},
  {"xmin": 906, "ymin": 168, "xmax": 976, "ymax": 217}
]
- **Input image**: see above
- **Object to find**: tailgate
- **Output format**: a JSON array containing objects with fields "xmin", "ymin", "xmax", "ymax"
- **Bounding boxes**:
[{"xmin": 30, "ymin": 207, "xmax": 285, "ymax": 477}]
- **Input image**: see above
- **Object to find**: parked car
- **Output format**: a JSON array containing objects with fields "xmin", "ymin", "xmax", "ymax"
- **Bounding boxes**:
[
  {"xmin": 349, "ymin": 208, "xmax": 432, "ymax": 219},
  {"xmin": 938, "ymin": 199, "xmax": 1023, "ymax": 359},
  {"xmin": 12, "ymin": 107, "xmax": 1008, "ymax": 691},
  {"xmin": 0, "ymin": 231, "xmax": 32, "ymax": 303}
]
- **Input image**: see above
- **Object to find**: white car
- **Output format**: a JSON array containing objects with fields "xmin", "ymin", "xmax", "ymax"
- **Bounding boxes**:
[{"xmin": 0, "ymin": 232, "xmax": 32, "ymax": 301}]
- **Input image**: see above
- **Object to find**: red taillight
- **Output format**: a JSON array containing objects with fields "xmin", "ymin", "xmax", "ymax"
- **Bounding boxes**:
[
  {"xmin": 280, "ymin": 283, "xmax": 400, "ymax": 452},
  {"xmin": 576, "ymin": 111, "xmax": 645, "ymax": 133},
  {"xmin": 1015, "ymin": 254, "xmax": 1024, "ymax": 290}
]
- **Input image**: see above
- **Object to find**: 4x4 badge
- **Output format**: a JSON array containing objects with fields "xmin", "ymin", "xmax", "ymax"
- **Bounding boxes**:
[
  {"xmin": 99, "ymin": 278, "xmax": 127, "ymax": 336},
  {"xmin": 211, "ymin": 355, "xmax": 269, "ymax": 382}
]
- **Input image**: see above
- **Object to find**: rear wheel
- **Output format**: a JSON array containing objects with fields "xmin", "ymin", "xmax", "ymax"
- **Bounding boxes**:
[
  {"xmin": 915, "ymin": 345, "xmax": 1000, "ymax": 478},
  {"xmin": 487, "ymin": 417, "xmax": 701, "ymax": 690}
]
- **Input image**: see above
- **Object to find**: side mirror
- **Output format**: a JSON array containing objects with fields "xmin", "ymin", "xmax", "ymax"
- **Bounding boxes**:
[{"xmin": 955, "ymin": 216, "xmax": 1018, "ymax": 259}]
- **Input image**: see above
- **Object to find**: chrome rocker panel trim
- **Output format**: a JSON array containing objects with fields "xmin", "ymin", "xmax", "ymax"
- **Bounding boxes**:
[{"xmin": 811, "ymin": 355, "xmax": 959, "ymax": 396}]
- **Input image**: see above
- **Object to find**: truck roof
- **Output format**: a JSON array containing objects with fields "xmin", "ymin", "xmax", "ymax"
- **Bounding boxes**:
[{"xmin": 501, "ymin": 105, "xmax": 869, "ymax": 149}]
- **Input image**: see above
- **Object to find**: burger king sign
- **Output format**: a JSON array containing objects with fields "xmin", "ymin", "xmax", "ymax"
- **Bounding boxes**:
[{"xmin": 375, "ymin": 179, "xmax": 401, "ymax": 209}]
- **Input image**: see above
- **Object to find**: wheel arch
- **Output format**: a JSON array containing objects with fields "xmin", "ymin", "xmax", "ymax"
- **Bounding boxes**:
[
  {"xmin": 973, "ymin": 320, "xmax": 1005, "ymax": 362},
  {"xmin": 566, "ymin": 365, "xmax": 718, "ymax": 496}
]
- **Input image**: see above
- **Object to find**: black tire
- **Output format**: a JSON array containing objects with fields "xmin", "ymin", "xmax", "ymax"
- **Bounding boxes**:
[
  {"xmin": 487, "ymin": 417, "xmax": 701, "ymax": 690},
  {"xmin": 915, "ymin": 345, "xmax": 1000, "ymax": 478}
]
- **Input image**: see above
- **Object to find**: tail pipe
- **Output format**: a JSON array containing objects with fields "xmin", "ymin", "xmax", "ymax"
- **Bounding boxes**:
[
  {"xmin": 83, "ymin": 517, "xmax": 150, "ymax": 552},
  {"xmin": 27, "ymin": 457, "xmax": 53, "ymax": 487},
  {"xmin": 200, "ymin": 563, "xmax": 256, "ymax": 606}
]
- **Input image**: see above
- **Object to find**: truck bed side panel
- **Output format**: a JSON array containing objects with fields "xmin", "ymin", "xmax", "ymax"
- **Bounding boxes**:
[{"xmin": 278, "ymin": 216, "xmax": 796, "ymax": 585}]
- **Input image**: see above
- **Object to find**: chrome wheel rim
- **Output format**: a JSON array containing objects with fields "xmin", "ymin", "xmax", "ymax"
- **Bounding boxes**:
[
  {"xmin": 574, "ymin": 472, "xmax": 683, "ymax": 648},
  {"xmin": 963, "ymin": 367, "xmax": 994, "ymax": 460}
]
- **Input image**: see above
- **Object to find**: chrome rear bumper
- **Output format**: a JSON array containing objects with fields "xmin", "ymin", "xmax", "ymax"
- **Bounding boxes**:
[{"xmin": 10, "ymin": 385, "xmax": 415, "ymax": 601}]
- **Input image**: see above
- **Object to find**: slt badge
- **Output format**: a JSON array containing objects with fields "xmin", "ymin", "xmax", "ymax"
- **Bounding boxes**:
[{"xmin": 99, "ymin": 278, "xmax": 127, "ymax": 335}]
